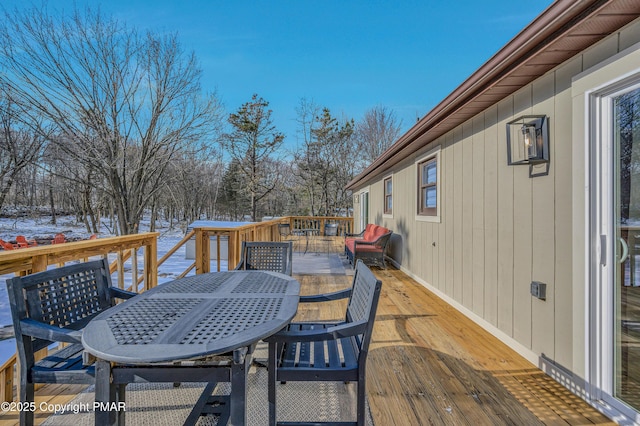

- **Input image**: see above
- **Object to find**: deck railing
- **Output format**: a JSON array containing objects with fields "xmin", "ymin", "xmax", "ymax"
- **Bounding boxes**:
[
  {"xmin": 0, "ymin": 215, "xmax": 353, "ymax": 402},
  {"xmin": 0, "ymin": 233, "xmax": 159, "ymax": 403},
  {"xmin": 183, "ymin": 216, "xmax": 353, "ymax": 275}
]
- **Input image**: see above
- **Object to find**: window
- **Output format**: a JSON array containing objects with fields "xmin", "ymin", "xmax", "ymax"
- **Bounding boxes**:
[
  {"xmin": 418, "ymin": 158, "xmax": 437, "ymax": 215},
  {"xmin": 383, "ymin": 176, "xmax": 392, "ymax": 216},
  {"xmin": 415, "ymin": 146, "xmax": 440, "ymax": 222},
  {"xmin": 414, "ymin": 146, "xmax": 441, "ymax": 222}
]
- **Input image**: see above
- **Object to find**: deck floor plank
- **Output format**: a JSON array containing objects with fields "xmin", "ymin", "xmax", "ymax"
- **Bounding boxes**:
[
  {"xmin": 364, "ymin": 267, "xmax": 614, "ymax": 426},
  {"xmin": 0, "ymin": 251, "xmax": 617, "ymax": 425}
]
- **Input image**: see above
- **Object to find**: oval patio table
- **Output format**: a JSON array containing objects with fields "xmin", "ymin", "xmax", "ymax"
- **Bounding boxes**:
[{"xmin": 82, "ymin": 270, "xmax": 300, "ymax": 426}]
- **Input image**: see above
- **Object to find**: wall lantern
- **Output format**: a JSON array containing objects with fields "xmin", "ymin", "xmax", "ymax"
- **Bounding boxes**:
[{"xmin": 506, "ymin": 115, "xmax": 549, "ymax": 172}]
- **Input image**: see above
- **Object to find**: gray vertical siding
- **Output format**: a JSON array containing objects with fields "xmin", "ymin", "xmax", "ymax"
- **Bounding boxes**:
[{"xmin": 357, "ymin": 20, "xmax": 640, "ymax": 372}]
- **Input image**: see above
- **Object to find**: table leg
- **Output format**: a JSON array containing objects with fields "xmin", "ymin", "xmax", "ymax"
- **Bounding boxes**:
[
  {"xmin": 229, "ymin": 347, "xmax": 250, "ymax": 426},
  {"xmin": 95, "ymin": 360, "xmax": 120, "ymax": 426},
  {"xmin": 117, "ymin": 384, "xmax": 126, "ymax": 425}
]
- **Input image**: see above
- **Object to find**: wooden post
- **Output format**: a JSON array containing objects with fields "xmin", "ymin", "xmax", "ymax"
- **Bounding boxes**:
[
  {"xmin": 0, "ymin": 356, "xmax": 14, "ymax": 402},
  {"xmin": 117, "ymin": 252, "xmax": 125, "ymax": 289},
  {"xmin": 131, "ymin": 248, "xmax": 138, "ymax": 293},
  {"xmin": 31, "ymin": 255, "xmax": 48, "ymax": 274},
  {"xmin": 195, "ymin": 229, "xmax": 210, "ymax": 275},
  {"xmin": 195, "ymin": 228, "xmax": 203, "ymax": 275},
  {"xmin": 145, "ymin": 237, "xmax": 158, "ymax": 290},
  {"xmin": 216, "ymin": 233, "xmax": 221, "ymax": 272},
  {"xmin": 228, "ymin": 230, "xmax": 239, "ymax": 272}
]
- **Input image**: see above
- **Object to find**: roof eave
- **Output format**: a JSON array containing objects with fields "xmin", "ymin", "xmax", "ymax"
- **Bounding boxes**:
[{"xmin": 346, "ymin": 0, "xmax": 628, "ymax": 190}]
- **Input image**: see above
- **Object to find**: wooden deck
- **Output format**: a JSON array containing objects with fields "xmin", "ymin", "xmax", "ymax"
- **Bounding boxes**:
[{"xmin": 0, "ymin": 248, "xmax": 615, "ymax": 425}]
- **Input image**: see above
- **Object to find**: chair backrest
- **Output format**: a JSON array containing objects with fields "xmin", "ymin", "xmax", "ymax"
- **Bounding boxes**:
[
  {"xmin": 345, "ymin": 260, "xmax": 382, "ymax": 359},
  {"xmin": 278, "ymin": 223, "xmax": 291, "ymax": 237},
  {"xmin": 237, "ymin": 241, "xmax": 293, "ymax": 276},
  {"xmin": 6, "ymin": 258, "xmax": 115, "ymax": 363},
  {"xmin": 324, "ymin": 223, "xmax": 339, "ymax": 236},
  {"xmin": 0, "ymin": 239, "xmax": 15, "ymax": 250}
]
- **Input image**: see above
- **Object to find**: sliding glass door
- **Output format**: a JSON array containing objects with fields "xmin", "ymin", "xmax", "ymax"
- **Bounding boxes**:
[
  {"xmin": 596, "ymin": 83, "xmax": 640, "ymax": 419},
  {"xmin": 611, "ymin": 87, "xmax": 640, "ymax": 412}
]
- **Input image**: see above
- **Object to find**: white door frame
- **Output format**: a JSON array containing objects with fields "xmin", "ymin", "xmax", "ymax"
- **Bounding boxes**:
[
  {"xmin": 589, "ymin": 76, "xmax": 640, "ymax": 423},
  {"xmin": 359, "ymin": 188, "xmax": 369, "ymax": 232}
]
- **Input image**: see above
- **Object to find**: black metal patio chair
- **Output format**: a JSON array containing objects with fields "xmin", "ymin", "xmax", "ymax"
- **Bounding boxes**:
[
  {"xmin": 6, "ymin": 258, "xmax": 135, "ymax": 426},
  {"xmin": 317, "ymin": 222, "xmax": 339, "ymax": 254},
  {"xmin": 234, "ymin": 241, "xmax": 293, "ymax": 276},
  {"xmin": 265, "ymin": 260, "xmax": 382, "ymax": 426}
]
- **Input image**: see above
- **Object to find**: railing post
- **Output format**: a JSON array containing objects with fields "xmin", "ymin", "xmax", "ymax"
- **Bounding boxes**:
[
  {"xmin": 195, "ymin": 228, "xmax": 210, "ymax": 274},
  {"xmin": 131, "ymin": 248, "xmax": 138, "ymax": 292},
  {"xmin": 145, "ymin": 237, "xmax": 158, "ymax": 290},
  {"xmin": 117, "ymin": 252, "xmax": 125, "ymax": 289},
  {"xmin": 0, "ymin": 357, "xmax": 14, "ymax": 402},
  {"xmin": 228, "ymin": 230, "xmax": 239, "ymax": 271},
  {"xmin": 31, "ymin": 255, "xmax": 48, "ymax": 274},
  {"xmin": 216, "ymin": 233, "xmax": 221, "ymax": 272}
]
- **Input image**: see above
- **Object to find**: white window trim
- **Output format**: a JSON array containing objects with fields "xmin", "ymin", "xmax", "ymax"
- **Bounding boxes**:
[
  {"xmin": 382, "ymin": 174, "xmax": 393, "ymax": 219},
  {"xmin": 415, "ymin": 145, "xmax": 441, "ymax": 223}
]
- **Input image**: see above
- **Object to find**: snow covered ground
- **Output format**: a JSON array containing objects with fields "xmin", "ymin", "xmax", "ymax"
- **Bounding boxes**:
[{"xmin": 0, "ymin": 214, "xmax": 227, "ymax": 365}]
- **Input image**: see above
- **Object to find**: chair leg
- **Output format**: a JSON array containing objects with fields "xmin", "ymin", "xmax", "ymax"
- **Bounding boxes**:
[
  {"xmin": 357, "ymin": 377, "xmax": 366, "ymax": 426},
  {"xmin": 20, "ymin": 382, "xmax": 34, "ymax": 426},
  {"xmin": 268, "ymin": 342, "xmax": 277, "ymax": 426}
]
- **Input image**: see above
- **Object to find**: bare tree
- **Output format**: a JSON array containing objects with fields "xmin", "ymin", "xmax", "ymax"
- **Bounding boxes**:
[
  {"xmin": 0, "ymin": 5, "xmax": 223, "ymax": 234},
  {"xmin": 221, "ymin": 94, "xmax": 284, "ymax": 221},
  {"xmin": 0, "ymin": 85, "xmax": 46, "ymax": 212},
  {"xmin": 293, "ymin": 98, "xmax": 321, "ymax": 215},
  {"xmin": 355, "ymin": 105, "xmax": 402, "ymax": 167},
  {"xmin": 159, "ymin": 147, "xmax": 225, "ymax": 225}
]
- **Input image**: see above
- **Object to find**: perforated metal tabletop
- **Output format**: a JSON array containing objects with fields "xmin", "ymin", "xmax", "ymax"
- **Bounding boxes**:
[{"xmin": 82, "ymin": 271, "xmax": 300, "ymax": 364}]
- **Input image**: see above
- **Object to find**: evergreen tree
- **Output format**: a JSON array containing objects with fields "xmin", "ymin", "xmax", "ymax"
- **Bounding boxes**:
[{"xmin": 221, "ymin": 94, "xmax": 284, "ymax": 221}]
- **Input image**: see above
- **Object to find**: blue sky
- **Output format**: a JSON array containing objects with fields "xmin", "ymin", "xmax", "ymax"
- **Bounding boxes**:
[{"xmin": 4, "ymin": 0, "xmax": 553, "ymax": 148}]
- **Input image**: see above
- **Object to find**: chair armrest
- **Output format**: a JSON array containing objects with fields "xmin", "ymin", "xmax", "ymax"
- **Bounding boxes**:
[
  {"xmin": 299, "ymin": 288, "xmax": 352, "ymax": 303},
  {"xmin": 109, "ymin": 287, "xmax": 137, "ymax": 300},
  {"xmin": 345, "ymin": 230, "xmax": 365, "ymax": 238},
  {"xmin": 265, "ymin": 320, "xmax": 368, "ymax": 343},
  {"xmin": 354, "ymin": 240, "xmax": 378, "ymax": 246},
  {"xmin": 20, "ymin": 318, "xmax": 83, "ymax": 344},
  {"xmin": 354, "ymin": 231, "xmax": 392, "ymax": 247},
  {"xmin": 234, "ymin": 260, "xmax": 244, "ymax": 270}
]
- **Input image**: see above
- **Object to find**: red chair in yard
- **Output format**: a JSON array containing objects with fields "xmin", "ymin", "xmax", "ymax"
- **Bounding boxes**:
[
  {"xmin": 0, "ymin": 239, "xmax": 17, "ymax": 250},
  {"xmin": 52, "ymin": 233, "xmax": 66, "ymax": 244},
  {"xmin": 16, "ymin": 235, "xmax": 37, "ymax": 248}
]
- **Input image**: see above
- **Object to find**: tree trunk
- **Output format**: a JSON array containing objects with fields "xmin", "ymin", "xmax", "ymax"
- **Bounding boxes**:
[{"xmin": 48, "ymin": 182, "xmax": 57, "ymax": 225}]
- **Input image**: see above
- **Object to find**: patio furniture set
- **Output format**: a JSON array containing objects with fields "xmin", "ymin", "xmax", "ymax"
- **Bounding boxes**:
[
  {"xmin": 0, "ymin": 236, "xmax": 38, "ymax": 250},
  {"xmin": 0, "ymin": 232, "xmax": 70, "ymax": 250},
  {"xmin": 6, "ymin": 239, "xmax": 383, "ymax": 425},
  {"xmin": 279, "ymin": 221, "xmax": 393, "ymax": 268}
]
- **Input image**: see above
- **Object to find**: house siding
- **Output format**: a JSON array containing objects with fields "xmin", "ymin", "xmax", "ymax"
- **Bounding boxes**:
[{"xmin": 353, "ymin": 19, "xmax": 640, "ymax": 374}]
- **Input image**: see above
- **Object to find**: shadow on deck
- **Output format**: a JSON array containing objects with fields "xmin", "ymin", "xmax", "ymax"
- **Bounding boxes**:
[{"xmin": 0, "ymin": 246, "xmax": 615, "ymax": 425}]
